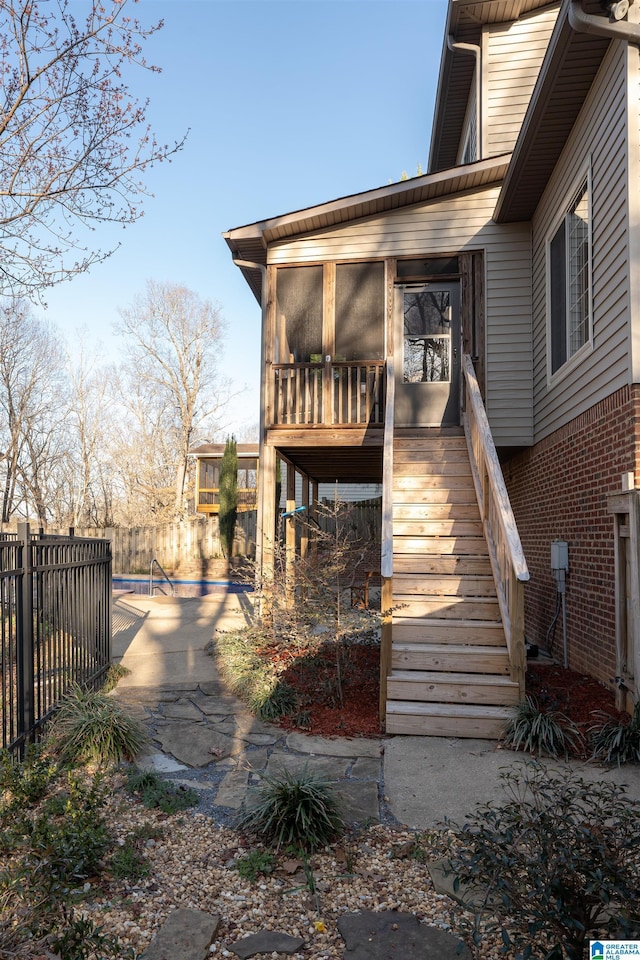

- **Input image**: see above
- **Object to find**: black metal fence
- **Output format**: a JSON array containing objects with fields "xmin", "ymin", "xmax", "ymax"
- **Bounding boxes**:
[{"xmin": 1, "ymin": 524, "xmax": 112, "ymax": 754}]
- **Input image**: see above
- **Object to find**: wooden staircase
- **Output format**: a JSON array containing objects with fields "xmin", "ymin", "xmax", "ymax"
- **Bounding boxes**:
[{"xmin": 385, "ymin": 430, "xmax": 521, "ymax": 738}]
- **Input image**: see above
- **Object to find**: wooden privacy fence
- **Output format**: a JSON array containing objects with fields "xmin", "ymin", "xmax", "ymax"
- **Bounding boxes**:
[{"xmin": 8, "ymin": 514, "xmax": 257, "ymax": 575}]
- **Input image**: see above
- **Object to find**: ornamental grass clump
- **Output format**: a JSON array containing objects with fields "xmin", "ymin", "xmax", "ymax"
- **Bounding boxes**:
[
  {"xmin": 502, "ymin": 695, "xmax": 582, "ymax": 759},
  {"xmin": 590, "ymin": 697, "xmax": 640, "ymax": 765},
  {"xmin": 239, "ymin": 767, "xmax": 344, "ymax": 852},
  {"xmin": 48, "ymin": 683, "xmax": 149, "ymax": 765}
]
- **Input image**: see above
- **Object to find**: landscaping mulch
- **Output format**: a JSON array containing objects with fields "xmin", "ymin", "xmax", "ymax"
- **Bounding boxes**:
[{"xmin": 526, "ymin": 660, "xmax": 629, "ymax": 757}]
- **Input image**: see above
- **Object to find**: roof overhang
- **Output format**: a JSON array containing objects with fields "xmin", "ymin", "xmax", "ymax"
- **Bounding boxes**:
[
  {"xmin": 495, "ymin": 0, "xmax": 613, "ymax": 222},
  {"xmin": 224, "ymin": 155, "xmax": 510, "ymax": 303},
  {"xmin": 429, "ymin": 0, "xmax": 562, "ymax": 174}
]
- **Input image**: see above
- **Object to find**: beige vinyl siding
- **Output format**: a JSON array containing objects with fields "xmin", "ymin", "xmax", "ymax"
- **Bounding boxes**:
[
  {"xmin": 269, "ymin": 185, "xmax": 533, "ymax": 446},
  {"xmin": 629, "ymin": 44, "xmax": 640, "ymax": 383},
  {"xmin": 484, "ymin": 4, "xmax": 560, "ymax": 158},
  {"xmin": 531, "ymin": 42, "xmax": 630, "ymax": 442}
]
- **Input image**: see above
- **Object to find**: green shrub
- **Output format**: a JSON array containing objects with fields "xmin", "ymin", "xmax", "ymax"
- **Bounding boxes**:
[
  {"xmin": 235, "ymin": 848, "xmax": 276, "ymax": 881},
  {"xmin": 49, "ymin": 684, "xmax": 149, "ymax": 765},
  {"xmin": 100, "ymin": 662, "xmax": 131, "ymax": 693},
  {"xmin": 590, "ymin": 698, "xmax": 640, "ymax": 765},
  {"xmin": 503, "ymin": 695, "xmax": 582, "ymax": 759},
  {"xmin": 445, "ymin": 760, "xmax": 640, "ymax": 960},
  {"xmin": 0, "ymin": 744, "xmax": 58, "ymax": 809},
  {"xmin": 26, "ymin": 770, "xmax": 110, "ymax": 881},
  {"xmin": 125, "ymin": 767, "xmax": 199, "ymax": 813},
  {"xmin": 239, "ymin": 767, "xmax": 344, "ymax": 852}
]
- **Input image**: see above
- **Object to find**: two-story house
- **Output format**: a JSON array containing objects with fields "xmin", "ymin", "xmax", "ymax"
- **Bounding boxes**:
[{"xmin": 224, "ymin": 0, "xmax": 640, "ymax": 736}]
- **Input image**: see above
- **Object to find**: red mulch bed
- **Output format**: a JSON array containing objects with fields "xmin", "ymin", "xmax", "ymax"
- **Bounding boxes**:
[
  {"xmin": 266, "ymin": 640, "xmax": 631, "ymax": 749},
  {"xmin": 524, "ymin": 661, "xmax": 628, "ymax": 757},
  {"xmin": 270, "ymin": 641, "xmax": 382, "ymax": 738}
]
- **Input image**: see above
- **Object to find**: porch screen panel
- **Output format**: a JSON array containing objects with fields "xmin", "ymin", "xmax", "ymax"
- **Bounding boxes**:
[
  {"xmin": 276, "ymin": 266, "xmax": 323, "ymax": 362},
  {"xmin": 335, "ymin": 262, "xmax": 384, "ymax": 360}
]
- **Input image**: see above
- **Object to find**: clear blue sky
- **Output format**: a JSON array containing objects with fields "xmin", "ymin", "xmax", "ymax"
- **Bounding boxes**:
[{"xmin": 44, "ymin": 0, "xmax": 448, "ymax": 437}]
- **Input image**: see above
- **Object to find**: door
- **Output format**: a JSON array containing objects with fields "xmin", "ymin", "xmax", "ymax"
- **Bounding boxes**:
[{"xmin": 395, "ymin": 282, "xmax": 461, "ymax": 427}]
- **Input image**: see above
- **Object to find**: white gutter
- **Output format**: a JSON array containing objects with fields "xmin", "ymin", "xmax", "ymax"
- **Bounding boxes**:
[
  {"xmin": 447, "ymin": 37, "xmax": 482, "ymax": 160},
  {"xmin": 568, "ymin": 0, "xmax": 640, "ymax": 42}
]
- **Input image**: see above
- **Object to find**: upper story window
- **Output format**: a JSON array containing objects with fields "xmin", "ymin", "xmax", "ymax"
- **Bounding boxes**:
[{"xmin": 548, "ymin": 173, "xmax": 591, "ymax": 377}]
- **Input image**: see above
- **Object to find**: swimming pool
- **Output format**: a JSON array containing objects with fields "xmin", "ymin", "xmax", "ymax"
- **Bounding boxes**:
[{"xmin": 112, "ymin": 576, "xmax": 253, "ymax": 598}]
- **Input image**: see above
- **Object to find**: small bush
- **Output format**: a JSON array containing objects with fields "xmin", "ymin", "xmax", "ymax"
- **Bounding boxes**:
[
  {"xmin": 590, "ymin": 698, "xmax": 640, "ymax": 765},
  {"xmin": 445, "ymin": 760, "xmax": 640, "ymax": 960},
  {"xmin": 49, "ymin": 684, "xmax": 149, "ymax": 765},
  {"xmin": 239, "ymin": 767, "xmax": 344, "ymax": 852},
  {"xmin": 111, "ymin": 837, "xmax": 150, "ymax": 881},
  {"xmin": 503, "ymin": 695, "xmax": 582, "ymax": 758},
  {"xmin": 235, "ymin": 848, "xmax": 276, "ymax": 881},
  {"xmin": 101, "ymin": 662, "xmax": 131, "ymax": 693},
  {"xmin": 125, "ymin": 767, "xmax": 199, "ymax": 813},
  {"xmin": 26, "ymin": 770, "xmax": 111, "ymax": 881},
  {"xmin": 0, "ymin": 744, "xmax": 57, "ymax": 808}
]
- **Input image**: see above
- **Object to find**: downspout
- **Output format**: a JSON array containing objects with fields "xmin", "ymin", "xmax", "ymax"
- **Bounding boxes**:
[
  {"xmin": 447, "ymin": 37, "xmax": 482, "ymax": 159},
  {"xmin": 232, "ymin": 257, "xmax": 267, "ymax": 583},
  {"xmin": 568, "ymin": 0, "xmax": 640, "ymax": 42}
]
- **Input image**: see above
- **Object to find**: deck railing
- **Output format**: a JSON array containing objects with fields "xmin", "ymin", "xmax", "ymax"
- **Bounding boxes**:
[
  {"xmin": 462, "ymin": 354, "xmax": 529, "ymax": 695},
  {"xmin": 272, "ymin": 360, "xmax": 385, "ymax": 426}
]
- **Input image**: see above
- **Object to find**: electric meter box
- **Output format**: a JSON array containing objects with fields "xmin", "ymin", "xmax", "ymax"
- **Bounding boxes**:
[{"xmin": 551, "ymin": 540, "xmax": 569, "ymax": 572}]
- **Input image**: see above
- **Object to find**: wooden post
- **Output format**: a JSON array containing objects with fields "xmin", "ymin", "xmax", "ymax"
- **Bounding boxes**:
[
  {"xmin": 258, "ymin": 444, "xmax": 277, "ymax": 623},
  {"xmin": 300, "ymin": 472, "xmax": 310, "ymax": 561},
  {"xmin": 285, "ymin": 462, "xmax": 296, "ymax": 607},
  {"xmin": 379, "ymin": 576, "xmax": 393, "ymax": 726}
]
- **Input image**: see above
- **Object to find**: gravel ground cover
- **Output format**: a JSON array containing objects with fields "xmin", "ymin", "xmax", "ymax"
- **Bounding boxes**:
[{"xmin": 82, "ymin": 772, "xmax": 506, "ymax": 960}]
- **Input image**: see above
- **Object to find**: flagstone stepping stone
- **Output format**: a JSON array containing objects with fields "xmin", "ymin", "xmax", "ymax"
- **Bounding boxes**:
[
  {"xmin": 286, "ymin": 732, "xmax": 382, "ymax": 759},
  {"xmin": 229, "ymin": 931, "xmax": 305, "ymax": 958},
  {"xmin": 153, "ymin": 721, "xmax": 244, "ymax": 766},
  {"xmin": 161, "ymin": 699, "xmax": 206, "ymax": 721},
  {"xmin": 141, "ymin": 907, "xmax": 220, "ymax": 960},
  {"xmin": 337, "ymin": 911, "xmax": 472, "ymax": 959}
]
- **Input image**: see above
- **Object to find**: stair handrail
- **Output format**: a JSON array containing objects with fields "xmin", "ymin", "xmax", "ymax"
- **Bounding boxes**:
[
  {"xmin": 381, "ymin": 356, "xmax": 395, "ymax": 579},
  {"xmin": 149, "ymin": 557, "xmax": 175, "ymax": 598},
  {"xmin": 379, "ymin": 356, "xmax": 395, "ymax": 723},
  {"xmin": 462, "ymin": 354, "xmax": 529, "ymax": 694}
]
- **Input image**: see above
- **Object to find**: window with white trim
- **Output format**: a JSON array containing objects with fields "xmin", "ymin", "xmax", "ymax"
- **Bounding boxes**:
[{"xmin": 548, "ymin": 177, "xmax": 591, "ymax": 375}]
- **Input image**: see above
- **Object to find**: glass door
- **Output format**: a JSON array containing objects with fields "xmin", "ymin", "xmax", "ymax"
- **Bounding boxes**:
[{"xmin": 395, "ymin": 282, "xmax": 461, "ymax": 426}]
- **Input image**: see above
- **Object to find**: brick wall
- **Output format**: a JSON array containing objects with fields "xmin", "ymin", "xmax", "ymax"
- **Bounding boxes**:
[{"xmin": 503, "ymin": 386, "xmax": 640, "ymax": 686}]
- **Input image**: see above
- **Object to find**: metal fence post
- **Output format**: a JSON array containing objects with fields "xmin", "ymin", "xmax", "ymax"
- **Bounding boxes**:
[{"xmin": 17, "ymin": 522, "xmax": 34, "ymax": 754}]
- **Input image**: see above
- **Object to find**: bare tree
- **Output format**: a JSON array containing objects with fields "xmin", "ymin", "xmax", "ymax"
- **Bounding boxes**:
[
  {"xmin": 0, "ymin": 0, "xmax": 186, "ymax": 297},
  {"xmin": 0, "ymin": 298, "xmax": 69, "ymax": 526},
  {"xmin": 116, "ymin": 280, "xmax": 228, "ymax": 520}
]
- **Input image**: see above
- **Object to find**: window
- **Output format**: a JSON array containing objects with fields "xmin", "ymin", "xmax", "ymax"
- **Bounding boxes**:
[
  {"xmin": 403, "ymin": 289, "xmax": 452, "ymax": 383},
  {"xmin": 548, "ymin": 176, "xmax": 591, "ymax": 376}
]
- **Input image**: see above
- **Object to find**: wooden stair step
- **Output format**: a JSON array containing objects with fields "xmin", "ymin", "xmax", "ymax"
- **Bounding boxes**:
[
  {"xmin": 394, "ymin": 461, "xmax": 473, "ymax": 477},
  {"xmin": 393, "ymin": 519, "xmax": 484, "ymax": 537},
  {"xmin": 387, "ymin": 670, "xmax": 520, "ymax": 705},
  {"xmin": 391, "ymin": 620, "xmax": 506, "ymax": 645},
  {"xmin": 392, "ymin": 596, "xmax": 501, "ymax": 620},
  {"xmin": 392, "ymin": 536, "xmax": 489, "ymax": 555},
  {"xmin": 393, "ymin": 574, "xmax": 497, "ymax": 598},
  {"xmin": 391, "ymin": 642, "xmax": 510, "ymax": 674},
  {"xmin": 392, "ymin": 555, "xmax": 493, "ymax": 576},
  {"xmin": 385, "ymin": 701, "xmax": 513, "ymax": 739},
  {"xmin": 393, "ymin": 503, "xmax": 480, "ymax": 520},
  {"xmin": 394, "ymin": 447, "xmax": 470, "ymax": 463},
  {"xmin": 392, "ymin": 480, "xmax": 476, "ymax": 500}
]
